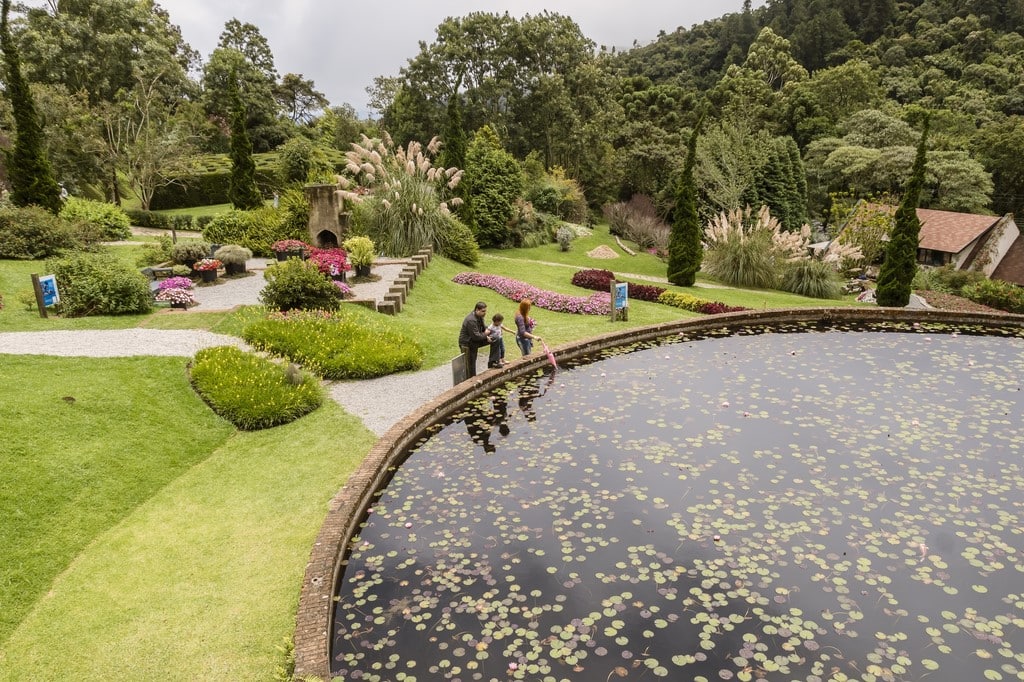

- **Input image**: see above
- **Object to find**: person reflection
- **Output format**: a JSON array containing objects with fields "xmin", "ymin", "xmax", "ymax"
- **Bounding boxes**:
[
  {"xmin": 517, "ymin": 371, "xmax": 555, "ymax": 423},
  {"xmin": 465, "ymin": 395, "xmax": 513, "ymax": 453}
]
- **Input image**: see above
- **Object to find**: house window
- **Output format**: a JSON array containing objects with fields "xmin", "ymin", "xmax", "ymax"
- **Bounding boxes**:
[{"xmin": 917, "ymin": 249, "xmax": 949, "ymax": 266}]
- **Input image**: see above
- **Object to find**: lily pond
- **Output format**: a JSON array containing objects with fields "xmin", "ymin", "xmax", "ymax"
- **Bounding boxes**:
[{"xmin": 332, "ymin": 321, "xmax": 1024, "ymax": 681}]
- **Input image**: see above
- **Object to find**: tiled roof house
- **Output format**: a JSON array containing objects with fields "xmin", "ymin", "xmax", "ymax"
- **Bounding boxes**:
[{"xmin": 843, "ymin": 202, "xmax": 1024, "ymax": 286}]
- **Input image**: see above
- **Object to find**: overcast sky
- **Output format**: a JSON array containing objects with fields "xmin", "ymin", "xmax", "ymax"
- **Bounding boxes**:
[{"xmin": 157, "ymin": 1, "xmax": 761, "ymax": 115}]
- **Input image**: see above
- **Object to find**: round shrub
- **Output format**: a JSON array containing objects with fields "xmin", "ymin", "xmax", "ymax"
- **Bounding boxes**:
[
  {"xmin": 0, "ymin": 205, "xmax": 80, "ymax": 259},
  {"xmin": 46, "ymin": 253, "xmax": 153, "ymax": 316},
  {"xmin": 435, "ymin": 213, "xmax": 479, "ymax": 266},
  {"xmin": 59, "ymin": 197, "xmax": 131, "ymax": 240},
  {"xmin": 170, "ymin": 240, "xmax": 212, "ymax": 264},
  {"xmin": 779, "ymin": 259, "xmax": 843, "ymax": 299},
  {"xmin": 214, "ymin": 244, "xmax": 253, "ymax": 265},
  {"xmin": 259, "ymin": 258, "xmax": 341, "ymax": 312},
  {"xmin": 190, "ymin": 345, "xmax": 323, "ymax": 430}
]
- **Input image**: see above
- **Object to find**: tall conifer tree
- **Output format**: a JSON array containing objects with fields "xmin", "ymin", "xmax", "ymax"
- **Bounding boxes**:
[
  {"xmin": 227, "ymin": 72, "xmax": 264, "ymax": 210},
  {"xmin": 1, "ymin": 0, "xmax": 61, "ymax": 214},
  {"xmin": 667, "ymin": 120, "xmax": 703, "ymax": 286},
  {"xmin": 876, "ymin": 118, "xmax": 930, "ymax": 307}
]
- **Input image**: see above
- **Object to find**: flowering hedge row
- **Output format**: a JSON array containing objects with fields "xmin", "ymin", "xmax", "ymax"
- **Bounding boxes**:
[
  {"xmin": 657, "ymin": 291, "xmax": 748, "ymax": 315},
  {"xmin": 453, "ymin": 272, "xmax": 611, "ymax": 315},
  {"xmin": 570, "ymin": 269, "xmax": 666, "ymax": 302},
  {"xmin": 572, "ymin": 268, "xmax": 748, "ymax": 315}
]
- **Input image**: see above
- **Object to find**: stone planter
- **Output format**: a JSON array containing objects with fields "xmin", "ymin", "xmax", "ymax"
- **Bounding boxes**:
[{"xmin": 200, "ymin": 269, "xmax": 218, "ymax": 283}]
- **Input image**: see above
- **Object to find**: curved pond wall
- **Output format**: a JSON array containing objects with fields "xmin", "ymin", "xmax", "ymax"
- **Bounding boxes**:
[{"xmin": 292, "ymin": 307, "xmax": 1024, "ymax": 678}]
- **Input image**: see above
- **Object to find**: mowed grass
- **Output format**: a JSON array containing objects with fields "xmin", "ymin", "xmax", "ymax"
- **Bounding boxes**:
[
  {"xmin": 0, "ymin": 359, "xmax": 376, "ymax": 680},
  {"xmin": 0, "ymin": 355, "xmax": 235, "ymax": 643}
]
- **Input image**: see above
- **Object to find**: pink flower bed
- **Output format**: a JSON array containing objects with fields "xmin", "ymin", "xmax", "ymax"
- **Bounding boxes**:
[{"xmin": 452, "ymin": 272, "xmax": 611, "ymax": 315}]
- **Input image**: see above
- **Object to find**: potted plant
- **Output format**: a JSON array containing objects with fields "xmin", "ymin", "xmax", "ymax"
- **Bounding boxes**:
[
  {"xmin": 342, "ymin": 236, "xmax": 375, "ymax": 277},
  {"xmin": 194, "ymin": 258, "xmax": 222, "ymax": 282},
  {"xmin": 214, "ymin": 244, "xmax": 253, "ymax": 275},
  {"xmin": 155, "ymin": 287, "xmax": 197, "ymax": 310},
  {"xmin": 308, "ymin": 247, "xmax": 351, "ymax": 281},
  {"xmin": 271, "ymin": 239, "xmax": 310, "ymax": 261},
  {"xmin": 157, "ymin": 276, "xmax": 194, "ymax": 292},
  {"xmin": 170, "ymin": 241, "xmax": 212, "ymax": 270}
]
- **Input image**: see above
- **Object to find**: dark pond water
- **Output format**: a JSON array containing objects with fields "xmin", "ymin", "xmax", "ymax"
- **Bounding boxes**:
[{"xmin": 332, "ymin": 321, "xmax": 1024, "ymax": 681}]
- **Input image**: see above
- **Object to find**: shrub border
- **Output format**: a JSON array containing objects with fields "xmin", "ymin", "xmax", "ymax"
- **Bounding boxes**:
[{"xmin": 293, "ymin": 306, "xmax": 1024, "ymax": 679}]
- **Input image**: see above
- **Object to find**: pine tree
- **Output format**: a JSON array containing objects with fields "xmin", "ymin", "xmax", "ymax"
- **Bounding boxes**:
[
  {"xmin": 667, "ymin": 120, "xmax": 703, "ymax": 286},
  {"xmin": 227, "ymin": 73, "xmax": 264, "ymax": 210},
  {"xmin": 876, "ymin": 118, "xmax": 929, "ymax": 307},
  {"xmin": 1, "ymin": 0, "xmax": 61, "ymax": 214}
]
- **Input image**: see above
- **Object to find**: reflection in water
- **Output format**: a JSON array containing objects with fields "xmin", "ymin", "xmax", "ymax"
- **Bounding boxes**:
[{"xmin": 332, "ymin": 324, "xmax": 1024, "ymax": 681}]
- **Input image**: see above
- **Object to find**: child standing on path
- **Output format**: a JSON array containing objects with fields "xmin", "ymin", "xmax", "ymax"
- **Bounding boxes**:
[{"xmin": 486, "ymin": 313, "xmax": 515, "ymax": 368}]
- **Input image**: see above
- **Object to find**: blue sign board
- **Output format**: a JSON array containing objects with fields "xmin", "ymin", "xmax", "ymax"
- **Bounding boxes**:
[
  {"xmin": 614, "ymin": 281, "xmax": 628, "ymax": 310},
  {"xmin": 39, "ymin": 274, "xmax": 59, "ymax": 306}
]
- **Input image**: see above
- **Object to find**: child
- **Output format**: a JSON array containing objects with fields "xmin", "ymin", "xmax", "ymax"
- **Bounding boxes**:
[{"xmin": 486, "ymin": 313, "xmax": 515, "ymax": 368}]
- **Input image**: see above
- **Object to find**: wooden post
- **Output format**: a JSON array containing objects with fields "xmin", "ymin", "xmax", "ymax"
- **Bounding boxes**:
[{"xmin": 30, "ymin": 273, "xmax": 48, "ymax": 319}]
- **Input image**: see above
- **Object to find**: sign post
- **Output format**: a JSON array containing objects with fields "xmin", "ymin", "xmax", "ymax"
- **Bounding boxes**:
[
  {"xmin": 31, "ymin": 274, "xmax": 60, "ymax": 319},
  {"xmin": 610, "ymin": 280, "xmax": 628, "ymax": 322}
]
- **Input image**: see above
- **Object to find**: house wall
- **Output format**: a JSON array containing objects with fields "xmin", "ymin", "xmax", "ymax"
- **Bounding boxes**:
[{"xmin": 978, "ymin": 217, "xmax": 1020, "ymax": 277}]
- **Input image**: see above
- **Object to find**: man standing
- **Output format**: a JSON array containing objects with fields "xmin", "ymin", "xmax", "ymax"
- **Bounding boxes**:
[{"xmin": 458, "ymin": 301, "xmax": 490, "ymax": 379}]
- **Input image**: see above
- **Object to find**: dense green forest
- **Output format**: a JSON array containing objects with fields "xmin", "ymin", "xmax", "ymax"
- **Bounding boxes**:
[{"xmin": 2, "ymin": 0, "xmax": 1023, "ymax": 227}]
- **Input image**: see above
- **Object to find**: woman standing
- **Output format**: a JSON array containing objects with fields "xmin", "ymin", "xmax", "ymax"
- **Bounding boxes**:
[{"xmin": 514, "ymin": 299, "xmax": 542, "ymax": 356}]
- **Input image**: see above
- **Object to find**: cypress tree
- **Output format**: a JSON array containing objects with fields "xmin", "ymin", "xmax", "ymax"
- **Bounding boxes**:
[
  {"xmin": 227, "ymin": 74, "xmax": 264, "ymax": 210},
  {"xmin": 440, "ymin": 77, "xmax": 474, "ymax": 230},
  {"xmin": 1, "ymin": 0, "xmax": 61, "ymax": 214},
  {"xmin": 876, "ymin": 118, "xmax": 930, "ymax": 307},
  {"xmin": 667, "ymin": 120, "xmax": 703, "ymax": 287}
]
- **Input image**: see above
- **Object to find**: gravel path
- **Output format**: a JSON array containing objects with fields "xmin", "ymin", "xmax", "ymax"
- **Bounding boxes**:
[
  {"xmin": 0, "ymin": 329, "xmax": 251, "ymax": 357},
  {"xmin": 329, "ymin": 364, "xmax": 457, "ymax": 436}
]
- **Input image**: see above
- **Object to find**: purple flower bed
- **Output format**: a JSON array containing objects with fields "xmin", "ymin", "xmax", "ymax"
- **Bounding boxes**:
[
  {"xmin": 157, "ymin": 276, "xmax": 194, "ymax": 291},
  {"xmin": 453, "ymin": 272, "xmax": 611, "ymax": 315}
]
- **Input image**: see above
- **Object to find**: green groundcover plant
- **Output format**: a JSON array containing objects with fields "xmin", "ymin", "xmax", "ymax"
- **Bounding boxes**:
[
  {"xmin": 242, "ymin": 308, "xmax": 423, "ymax": 379},
  {"xmin": 189, "ymin": 346, "xmax": 323, "ymax": 430}
]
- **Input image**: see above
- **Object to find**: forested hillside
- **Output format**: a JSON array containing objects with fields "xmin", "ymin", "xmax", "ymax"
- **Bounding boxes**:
[{"xmin": 377, "ymin": 0, "xmax": 1024, "ymax": 227}]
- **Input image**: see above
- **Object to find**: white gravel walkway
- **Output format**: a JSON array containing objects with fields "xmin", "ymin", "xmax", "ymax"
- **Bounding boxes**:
[
  {"xmin": 328, "ymin": 364, "xmax": 457, "ymax": 436},
  {"xmin": 0, "ymin": 329, "xmax": 251, "ymax": 357}
]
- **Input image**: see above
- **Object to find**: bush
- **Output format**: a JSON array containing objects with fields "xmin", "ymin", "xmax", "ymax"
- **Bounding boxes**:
[
  {"xmin": 149, "ymin": 168, "xmax": 277, "ymax": 209},
  {"xmin": 47, "ymin": 253, "xmax": 153, "ymax": 316},
  {"xmin": 59, "ymin": 197, "xmax": 131, "ymax": 240},
  {"xmin": 912, "ymin": 264, "xmax": 985, "ymax": 296},
  {"xmin": 779, "ymin": 259, "xmax": 843, "ymax": 299},
  {"xmin": 701, "ymin": 228, "xmax": 779, "ymax": 289},
  {"xmin": 202, "ymin": 206, "xmax": 300, "ymax": 257},
  {"xmin": 135, "ymin": 235, "xmax": 174, "ymax": 267},
  {"xmin": 435, "ymin": 213, "xmax": 479, "ymax": 266},
  {"xmin": 242, "ymin": 309, "xmax": 424, "ymax": 379},
  {"xmin": 124, "ymin": 209, "xmax": 170, "ymax": 229},
  {"xmin": 259, "ymin": 258, "xmax": 341, "ymax": 312},
  {"xmin": 214, "ymin": 244, "xmax": 253, "ymax": 265},
  {"xmin": 962, "ymin": 278, "xmax": 1024, "ymax": 313},
  {"xmin": 170, "ymin": 240, "xmax": 212, "ymax": 264},
  {"xmin": 0, "ymin": 205, "xmax": 79, "ymax": 259},
  {"xmin": 656, "ymin": 291, "xmax": 748, "ymax": 314},
  {"xmin": 556, "ymin": 225, "xmax": 574, "ymax": 251},
  {"xmin": 570, "ymin": 269, "xmax": 666, "ymax": 302},
  {"xmin": 190, "ymin": 346, "xmax": 323, "ymax": 430}
]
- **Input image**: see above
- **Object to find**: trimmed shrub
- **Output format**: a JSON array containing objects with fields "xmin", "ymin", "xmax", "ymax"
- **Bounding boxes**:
[
  {"xmin": 0, "ymin": 205, "xmax": 79, "ymax": 259},
  {"xmin": 190, "ymin": 346, "xmax": 323, "ymax": 430},
  {"xmin": 47, "ymin": 252, "xmax": 152, "ymax": 316},
  {"xmin": 259, "ymin": 258, "xmax": 341, "ymax": 312},
  {"xmin": 170, "ymin": 240, "xmax": 212, "ymax": 264},
  {"xmin": 149, "ymin": 168, "xmax": 278, "ymax": 209},
  {"xmin": 124, "ymin": 208, "xmax": 170, "ymax": 229},
  {"xmin": 570, "ymin": 269, "xmax": 666, "ymax": 302},
  {"xmin": 135, "ymin": 235, "xmax": 173, "ymax": 267},
  {"xmin": 214, "ymin": 244, "xmax": 253, "ymax": 265},
  {"xmin": 779, "ymin": 259, "xmax": 843, "ymax": 299},
  {"xmin": 202, "ymin": 207, "xmax": 297, "ymax": 257},
  {"xmin": 59, "ymin": 197, "xmax": 131, "ymax": 240},
  {"xmin": 656, "ymin": 291, "xmax": 748, "ymax": 314},
  {"xmin": 242, "ymin": 309, "xmax": 424, "ymax": 379},
  {"xmin": 962, "ymin": 278, "xmax": 1024, "ymax": 313},
  {"xmin": 435, "ymin": 213, "xmax": 479, "ymax": 266}
]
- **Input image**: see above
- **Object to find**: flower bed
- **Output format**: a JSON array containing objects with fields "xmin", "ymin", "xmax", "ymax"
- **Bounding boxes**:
[
  {"xmin": 308, "ymin": 247, "xmax": 351, "ymax": 276},
  {"xmin": 157, "ymin": 276, "xmax": 194, "ymax": 291},
  {"xmin": 453, "ymin": 272, "xmax": 611, "ymax": 315},
  {"xmin": 572, "ymin": 268, "xmax": 748, "ymax": 314}
]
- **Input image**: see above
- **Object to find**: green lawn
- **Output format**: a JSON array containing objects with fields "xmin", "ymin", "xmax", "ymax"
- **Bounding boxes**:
[{"xmin": 0, "ymin": 220, "xmax": 872, "ymax": 680}]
